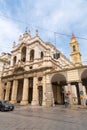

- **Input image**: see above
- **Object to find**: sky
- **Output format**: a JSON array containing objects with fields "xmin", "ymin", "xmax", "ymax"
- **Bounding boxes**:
[{"xmin": 0, "ymin": 0, "xmax": 87, "ymax": 63}]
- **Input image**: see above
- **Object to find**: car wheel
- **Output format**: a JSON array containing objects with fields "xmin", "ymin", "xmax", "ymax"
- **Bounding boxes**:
[
  {"xmin": 1, "ymin": 108, "xmax": 4, "ymax": 112},
  {"xmin": 11, "ymin": 108, "xmax": 14, "ymax": 111}
]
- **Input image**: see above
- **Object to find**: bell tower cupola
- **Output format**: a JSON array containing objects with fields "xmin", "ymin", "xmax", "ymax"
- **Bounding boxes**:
[{"xmin": 70, "ymin": 33, "xmax": 82, "ymax": 66}]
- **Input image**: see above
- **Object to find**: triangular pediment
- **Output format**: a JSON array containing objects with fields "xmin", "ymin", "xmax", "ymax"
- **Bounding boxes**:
[
  {"xmin": 11, "ymin": 36, "xmax": 48, "ymax": 53},
  {"xmin": 27, "ymin": 36, "xmax": 49, "ymax": 50}
]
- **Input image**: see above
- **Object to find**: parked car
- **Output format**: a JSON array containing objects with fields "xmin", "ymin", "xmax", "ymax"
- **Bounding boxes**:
[{"xmin": 0, "ymin": 100, "xmax": 14, "ymax": 112}]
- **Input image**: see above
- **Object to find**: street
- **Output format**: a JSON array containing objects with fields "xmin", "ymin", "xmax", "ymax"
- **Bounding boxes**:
[{"xmin": 0, "ymin": 105, "xmax": 87, "ymax": 130}]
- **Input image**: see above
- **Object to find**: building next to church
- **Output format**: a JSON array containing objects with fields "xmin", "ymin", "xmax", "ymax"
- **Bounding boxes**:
[
  {"xmin": 0, "ymin": 53, "xmax": 11, "ymax": 99},
  {"xmin": 0, "ymin": 30, "xmax": 87, "ymax": 107}
]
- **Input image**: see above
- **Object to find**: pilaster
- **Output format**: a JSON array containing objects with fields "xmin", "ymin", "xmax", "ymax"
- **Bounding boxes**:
[
  {"xmin": 42, "ymin": 76, "xmax": 46, "ymax": 106},
  {"xmin": 26, "ymin": 47, "xmax": 29, "ymax": 62}
]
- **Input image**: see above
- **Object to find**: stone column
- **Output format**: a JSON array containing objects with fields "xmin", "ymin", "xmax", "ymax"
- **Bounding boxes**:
[
  {"xmin": 67, "ymin": 83, "xmax": 73, "ymax": 105},
  {"xmin": 5, "ymin": 81, "xmax": 11, "ymax": 101},
  {"xmin": 11, "ymin": 79, "xmax": 18, "ymax": 104},
  {"xmin": 21, "ymin": 78, "xmax": 29, "ymax": 105},
  {"xmin": 45, "ymin": 74, "xmax": 53, "ymax": 107},
  {"xmin": 46, "ymin": 83, "xmax": 53, "ymax": 107},
  {"xmin": 78, "ymin": 82, "xmax": 84, "ymax": 105},
  {"xmin": 42, "ymin": 76, "xmax": 46, "ymax": 106},
  {"xmin": 31, "ymin": 77, "xmax": 38, "ymax": 105},
  {"xmin": 78, "ymin": 82, "xmax": 83, "ymax": 91},
  {"xmin": 71, "ymin": 85, "xmax": 78, "ymax": 105}
]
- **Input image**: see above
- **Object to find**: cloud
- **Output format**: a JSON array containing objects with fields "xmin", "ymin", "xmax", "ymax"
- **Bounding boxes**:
[
  {"xmin": 0, "ymin": 17, "xmax": 22, "ymax": 53},
  {"xmin": 0, "ymin": 0, "xmax": 87, "ymax": 62}
]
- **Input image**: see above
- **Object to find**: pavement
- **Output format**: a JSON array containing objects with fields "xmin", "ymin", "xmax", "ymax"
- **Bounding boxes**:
[{"xmin": 0, "ymin": 105, "xmax": 87, "ymax": 130}]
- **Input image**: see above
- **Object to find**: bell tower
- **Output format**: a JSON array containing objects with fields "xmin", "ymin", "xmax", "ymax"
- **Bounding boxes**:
[{"xmin": 70, "ymin": 34, "xmax": 82, "ymax": 66}]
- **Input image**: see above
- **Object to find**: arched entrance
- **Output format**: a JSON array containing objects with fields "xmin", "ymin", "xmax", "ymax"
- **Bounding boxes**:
[{"xmin": 51, "ymin": 73, "xmax": 66, "ymax": 105}]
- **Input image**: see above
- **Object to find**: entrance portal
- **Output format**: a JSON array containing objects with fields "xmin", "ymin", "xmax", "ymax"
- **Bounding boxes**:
[
  {"xmin": 28, "ymin": 77, "xmax": 33, "ymax": 104},
  {"xmin": 51, "ymin": 73, "xmax": 66, "ymax": 105},
  {"xmin": 17, "ymin": 79, "xmax": 23, "ymax": 103},
  {"xmin": 52, "ymin": 82, "xmax": 64, "ymax": 105},
  {"xmin": 29, "ymin": 88, "xmax": 33, "ymax": 103},
  {"xmin": 9, "ymin": 81, "xmax": 13, "ymax": 101}
]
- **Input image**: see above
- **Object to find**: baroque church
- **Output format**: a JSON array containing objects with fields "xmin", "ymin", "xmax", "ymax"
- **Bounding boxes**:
[{"xmin": 0, "ymin": 30, "xmax": 87, "ymax": 107}]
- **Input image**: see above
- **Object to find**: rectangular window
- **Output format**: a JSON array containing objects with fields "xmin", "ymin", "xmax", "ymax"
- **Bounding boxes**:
[{"xmin": 53, "ymin": 53, "xmax": 60, "ymax": 59}]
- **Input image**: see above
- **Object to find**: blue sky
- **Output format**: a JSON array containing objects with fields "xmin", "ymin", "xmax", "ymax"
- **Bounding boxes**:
[{"xmin": 0, "ymin": 0, "xmax": 87, "ymax": 63}]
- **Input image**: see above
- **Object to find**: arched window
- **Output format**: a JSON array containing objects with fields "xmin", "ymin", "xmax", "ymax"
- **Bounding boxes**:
[
  {"xmin": 21, "ymin": 46, "xmax": 26, "ymax": 62},
  {"xmin": 41, "ymin": 51, "xmax": 44, "ymax": 59},
  {"xmin": 30, "ymin": 49, "xmax": 34, "ymax": 61},
  {"xmin": 13, "ymin": 56, "xmax": 17, "ymax": 65},
  {"xmin": 73, "ymin": 45, "xmax": 76, "ymax": 52}
]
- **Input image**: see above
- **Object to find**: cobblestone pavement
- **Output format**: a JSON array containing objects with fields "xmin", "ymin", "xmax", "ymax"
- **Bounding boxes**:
[{"xmin": 0, "ymin": 105, "xmax": 87, "ymax": 130}]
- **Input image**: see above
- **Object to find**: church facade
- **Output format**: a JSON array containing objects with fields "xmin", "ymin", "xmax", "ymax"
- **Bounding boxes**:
[{"xmin": 0, "ymin": 31, "xmax": 87, "ymax": 107}]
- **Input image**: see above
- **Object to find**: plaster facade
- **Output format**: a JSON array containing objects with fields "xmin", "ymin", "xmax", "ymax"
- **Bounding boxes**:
[{"xmin": 0, "ymin": 31, "xmax": 87, "ymax": 107}]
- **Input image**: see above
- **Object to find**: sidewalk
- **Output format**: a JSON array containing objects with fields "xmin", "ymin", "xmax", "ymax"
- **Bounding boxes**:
[
  {"xmin": 68, "ymin": 104, "xmax": 87, "ymax": 110},
  {"xmin": 14, "ymin": 104, "xmax": 87, "ymax": 110}
]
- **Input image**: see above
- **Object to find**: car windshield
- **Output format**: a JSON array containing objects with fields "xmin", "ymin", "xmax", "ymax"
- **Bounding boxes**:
[{"xmin": 1, "ymin": 100, "xmax": 8, "ymax": 104}]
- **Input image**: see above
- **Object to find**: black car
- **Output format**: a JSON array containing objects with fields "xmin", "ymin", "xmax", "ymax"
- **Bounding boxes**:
[{"xmin": 0, "ymin": 100, "xmax": 14, "ymax": 111}]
